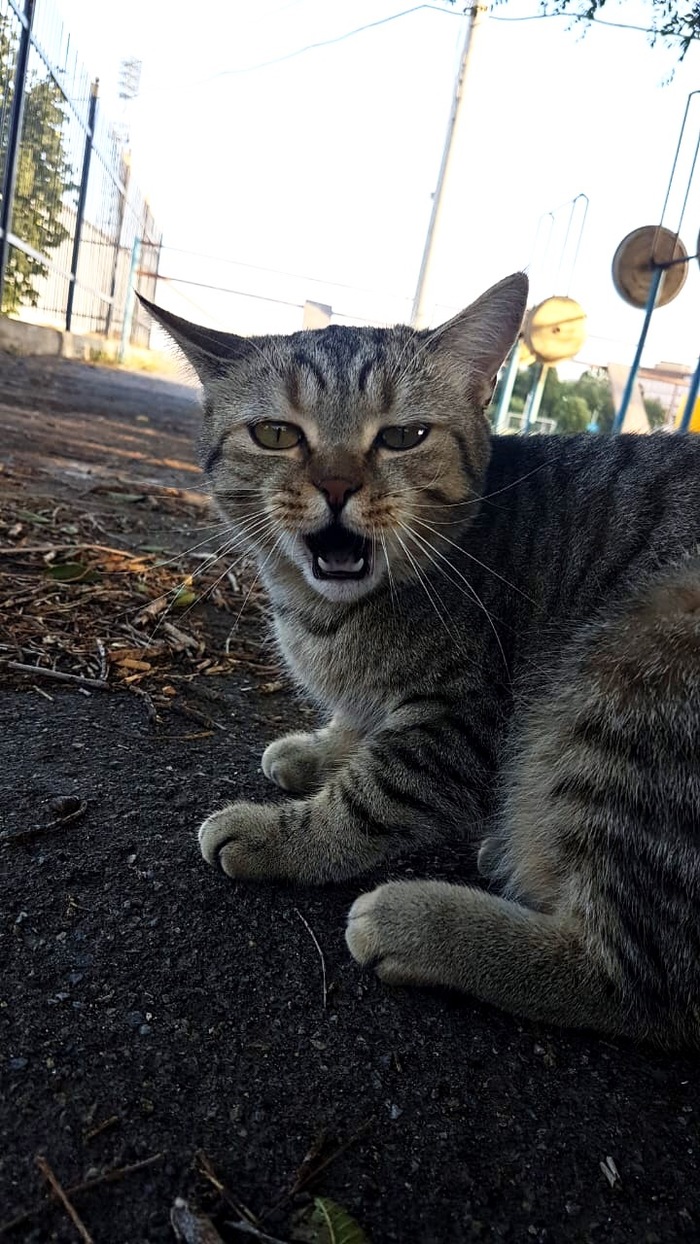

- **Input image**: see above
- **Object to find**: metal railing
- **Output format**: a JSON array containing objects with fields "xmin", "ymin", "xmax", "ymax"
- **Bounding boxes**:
[{"xmin": 0, "ymin": 0, "xmax": 160, "ymax": 346}]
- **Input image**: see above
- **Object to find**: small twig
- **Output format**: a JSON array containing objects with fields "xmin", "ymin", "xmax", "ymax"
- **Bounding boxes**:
[
  {"xmin": 0, "ymin": 542, "xmax": 150, "ymax": 559},
  {"xmin": 0, "ymin": 1153, "xmax": 163, "ymax": 1234},
  {"xmin": 1, "ymin": 800, "xmax": 87, "ymax": 848},
  {"xmin": 195, "ymin": 1150, "xmax": 260, "ymax": 1227},
  {"xmin": 294, "ymin": 907, "xmax": 328, "ymax": 1010},
  {"xmin": 260, "ymin": 1117, "xmax": 376, "ymax": 1223},
  {"xmin": 169, "ymin": 701, "xmax": 227, "ymax": 731},
  {"xmin": 225, "ymin": 1221, "xmax": 290, "ymax": 1243},
  {"xmin": 128, "ymin": 684, "xmax": 158, "ymax": 725},
  {"xmin": 32, "ymin": 684, "xmax": 54, "ymax": 702},
  {"xmin": 83, "ymin": 1114, "xmax": 120, "ymax": 1142},
  {"xmin": 6, "ymin": 662, "xmax": 108, "ymax": 691},
  {"xmin": 95, "ymin": 639, "xmax": 108, "ymax": 681},
  {"xmin": 35, "ymin": 1156, "xmax": 94, "ymax": 1244}
]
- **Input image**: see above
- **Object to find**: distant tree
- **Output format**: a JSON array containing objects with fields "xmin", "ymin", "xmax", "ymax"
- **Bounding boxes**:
[
  {"xmin": 643, "ymin": 395, "xmax": 668, "ymax": 428},
  {"xmin": 492, "ymin": 1, "xmax": 699, "ymax": 59},
  {"xmin": 552, "ymin": 393, "xmax": 591, "ymax": 433},
  {"xmin": 0, "ymin": 15, "xmax": 74, "ymax": 314},
  {"xmin": 571, "ymin": 369, "xmax": 616, "ymax": 433}
]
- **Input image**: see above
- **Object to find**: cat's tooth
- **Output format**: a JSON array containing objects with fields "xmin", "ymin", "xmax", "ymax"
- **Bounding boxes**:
[
  {"xmin": 318, "ymin": 556, "xmax": 334, "ymax": 573},
  {"xmin": 348, "ymin": 558, "xmax": 365, "ymax": 572}
]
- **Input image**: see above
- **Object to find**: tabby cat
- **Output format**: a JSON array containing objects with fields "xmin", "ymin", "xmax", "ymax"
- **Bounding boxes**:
[{"xmin": 142, "ymin": 275, "xmax": 700, "ymax": 1047}]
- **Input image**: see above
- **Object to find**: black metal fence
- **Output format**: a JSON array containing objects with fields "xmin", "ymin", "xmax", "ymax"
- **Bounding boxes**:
[{"xmin": 0, "ymin": 0, "xmax": 160, "ymax": 346}]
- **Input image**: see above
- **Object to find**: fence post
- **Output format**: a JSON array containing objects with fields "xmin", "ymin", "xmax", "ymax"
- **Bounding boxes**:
[
  {"xmin": 0, "ymin": 0, "xmax": 36, "ymax": 313},
  {"xmin": 104, "ymin": 154, "xmax": 131, "ymax": 338},
  {"xmin": 119, "ymin": 235, "xmax": 141, "ymax": 361},
  {"xmin": 65, "ymin": 79, "xmax": 98, "ymax": 332}
]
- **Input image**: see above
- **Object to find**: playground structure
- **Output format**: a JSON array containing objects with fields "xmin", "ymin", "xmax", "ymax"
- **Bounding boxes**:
[
  {"xmin": 494, "ymin": 193, "xmax": 589, "ymax": 434},
  {"xmin": 611, "ymin": 90, "xmax": 700, "ymax": 435}
]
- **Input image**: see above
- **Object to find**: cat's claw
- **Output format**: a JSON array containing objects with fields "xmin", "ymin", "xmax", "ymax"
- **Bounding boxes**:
[{"xmin": 198, "ymin": 802, "xmax": 285, "ymax": 880}]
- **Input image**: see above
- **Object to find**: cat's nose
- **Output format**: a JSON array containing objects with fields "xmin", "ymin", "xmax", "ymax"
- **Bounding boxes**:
[{"xmin": 313, "ymin": 477, "xmax": 361, "ymax": 516}]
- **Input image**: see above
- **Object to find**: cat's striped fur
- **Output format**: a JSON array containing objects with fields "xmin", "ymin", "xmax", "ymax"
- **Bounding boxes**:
[{"xmin": 142, "ymin": 275, "xmax": 700, "ymax": 1047}]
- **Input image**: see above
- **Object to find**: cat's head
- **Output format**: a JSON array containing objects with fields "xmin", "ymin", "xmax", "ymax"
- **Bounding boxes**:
[{"xmin": 142, "ymin": 273, "xmax": 527, "ymax": 604}]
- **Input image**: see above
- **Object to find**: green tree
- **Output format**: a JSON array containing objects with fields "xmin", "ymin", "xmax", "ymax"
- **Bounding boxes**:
[
  {"xmin": 571, "ymin": 368, "xmax": 616, "ymax": 432},
  {"xmin": 643, "ymin": 396, "xmax": 668, "ymax": 428},
  {"xmin": 493, "ymin": 2, "xmax": 699, "ymax": 59},
  {"xmin": 0, "ymin": 15, "xmax": 74, "ymax": 314}
]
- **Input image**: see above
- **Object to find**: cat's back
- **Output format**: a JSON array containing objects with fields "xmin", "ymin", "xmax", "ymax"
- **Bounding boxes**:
[{"xmin": 478, "ymin": 433, "xmax": 700, "ymax": 623}]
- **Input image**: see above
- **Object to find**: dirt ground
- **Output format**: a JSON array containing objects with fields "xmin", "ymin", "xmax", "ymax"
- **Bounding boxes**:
[{"xmin": 1, "ymin": 354, "xmax": 699, "ymax": 1244}]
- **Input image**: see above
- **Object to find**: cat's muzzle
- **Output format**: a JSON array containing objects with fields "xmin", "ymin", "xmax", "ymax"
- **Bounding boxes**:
[{"xmin": 305, "ymin": 522, "xmax": 372, "ymax": 581}]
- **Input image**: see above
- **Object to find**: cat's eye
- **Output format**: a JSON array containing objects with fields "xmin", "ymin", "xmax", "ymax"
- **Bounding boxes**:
[
  {"xmin": 250, "ymin": 421, "xmax": 303, "ymax": 450},
  {"xmin": 376, "ymin": 424, "xmax": 430, "ymax": 451}
]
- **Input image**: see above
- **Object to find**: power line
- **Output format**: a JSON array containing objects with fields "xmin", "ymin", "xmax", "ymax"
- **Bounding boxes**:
[
  {"xmin": 153, "ymin": 242, "xmax": 413, "ymax": 301},
  {"xmin": 193, "ymin": 5, "xmax": 462, "ymax": 81},
  {"xmin": 155, "ymin": 273, "xmax": 305, "ymax": 309}
]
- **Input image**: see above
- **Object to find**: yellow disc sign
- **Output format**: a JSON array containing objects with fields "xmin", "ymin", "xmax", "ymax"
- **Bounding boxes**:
[
  {"xmin": 612, "ymin": 225, "xmax": 688, "ymax": 309},
  {"xmin": 523, "ymin": 296, "xmax": 587, "ymax": 364}
]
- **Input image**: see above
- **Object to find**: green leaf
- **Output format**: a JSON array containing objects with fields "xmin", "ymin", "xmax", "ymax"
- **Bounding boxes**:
[
  {"xmin": 45, "ymin": 562, "xmax": 100, "ymax": 583},
  {"xmin": 16, "ymin": 509, "xmax": 51, "ymax": 524},
  {"xmin": 305, "ymin": 1198, "xmax": 371, "ymax": 1244},
  {"xmin": 173, "ymin": 586, "xmax": 197, "ymax": 609}
]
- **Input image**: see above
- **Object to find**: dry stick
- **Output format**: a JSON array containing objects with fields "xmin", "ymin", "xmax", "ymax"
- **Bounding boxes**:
[
  {"xmin": 1, "ymin": 800, "xmax": 87, "ymax": 847},
  {"xmin": 293, "ymin": 907, "xmax": 328, "ymax": 1010},
  {"xmin": 83, "ymin": 1114, "xmax": 120, "ymax": 1143},
  {"xmin": 0, "ymin": 1153, "xmax": 164, "ymax": 1235},
  {"xmin": 260, "ymin": 1117, "xmax": 376, "ymax": 1224},
  {"xmin": 35, "ymin": 1156, "xmax": 94, "ymax": 1244},
  {"xmin": 96, "ymin": 639, "xmax": 108, "ymax": 681},
  {"xmin": 0, "ymin": 542, "xmax": 155, "ymax": 559},
  {"xmin": 6, "ymin": 662, "xmax": 108, "ymax": 691},
  {"xmin": 195, "ymin": 1150, "xmax": 261, "ymax": 1228},
  {"xmin": 128, "ymin": 683, "xmax": 158, "ymax": 725}
]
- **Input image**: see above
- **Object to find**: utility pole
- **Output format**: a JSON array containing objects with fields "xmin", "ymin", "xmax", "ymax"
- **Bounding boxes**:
[{"xmin": 411, "ymin": 3, "xmax": 488, "ymax": 328}]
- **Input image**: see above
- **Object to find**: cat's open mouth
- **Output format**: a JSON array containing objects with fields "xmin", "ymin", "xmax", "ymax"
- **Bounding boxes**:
[{"xmin": 305, "ymin": 523, "xmax": 372, "ymax": 581}]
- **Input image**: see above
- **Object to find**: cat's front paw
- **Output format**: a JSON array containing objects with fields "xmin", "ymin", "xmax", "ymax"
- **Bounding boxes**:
[
  {"xmin": 262, "ymin": 732, "xmax": 324, "ymax": 794},
  {"xmin": 198, "ymin": 802, "xmax": 288, "ymax": 881},
  {"xmin": 346, "ymin": 881, "xmax": 453, "ymax": 986}
]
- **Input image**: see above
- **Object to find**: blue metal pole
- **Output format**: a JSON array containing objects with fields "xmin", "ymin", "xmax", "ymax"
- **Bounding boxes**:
[
  {"xmin": 494, "ymin": 340, "xmax": 521, "ymax": 433},
  {"xmin": 612, "ymin": 264, "xmax": 663, "ymax": 434},
  {"xmin": 678, "ymin": 353, "xmax": 700, "ymax": 432}
]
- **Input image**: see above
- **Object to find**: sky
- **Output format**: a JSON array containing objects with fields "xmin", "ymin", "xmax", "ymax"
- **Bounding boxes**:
[{"xmin": 56, "ymin": 0, "xmax": 700, "ymax": 372}]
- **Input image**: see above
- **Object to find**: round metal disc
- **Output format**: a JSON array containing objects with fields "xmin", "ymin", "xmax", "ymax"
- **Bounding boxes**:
[
  {"xmin": 612, "ymin": 226, "xmax": 688, "ymax": 309},
  {"xmin": 523, "ymin": 296, "xmax": 587, "ymax": 364}
]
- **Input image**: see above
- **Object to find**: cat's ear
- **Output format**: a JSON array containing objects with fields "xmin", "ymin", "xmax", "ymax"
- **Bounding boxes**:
[
  {"xmin": 426, "ymin": 272, "xmax": 528, "ymax": 390},
  {"xmin": 137, "ymin": 295, "xmax": 249, "ymax": 383}
]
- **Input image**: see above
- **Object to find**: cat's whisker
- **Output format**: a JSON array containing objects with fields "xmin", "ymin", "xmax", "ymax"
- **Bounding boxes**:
[
  {"xmin": 392, "ymin": 530, "xmax": 461, "ymax": 646},
  {"xmin": 400, "ymin": 522, "xmax": 510, "ymax": 679},
  {"xmin": 162, "ymin": 517, "xmax": 282, "ymax": 636},
  {"xmin": 377, "ymin": 528, "xmax": 398, "ymax": 615},
  {"xmin": 224, "ymin": 534, "xmax": 283, "ymax": 654},
  {"xmin": 412, "ymin": 516, "xmax": 536, "ymax": 604},
  {"xmin": 139, "ymin": 513, "xmax": 281, "ymax": 641}
]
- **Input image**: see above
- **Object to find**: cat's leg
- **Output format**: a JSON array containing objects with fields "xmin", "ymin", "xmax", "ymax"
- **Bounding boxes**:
[
  {"xmin": 199, "ymin": 705, "xmax": 490, "ymax": 884},
  {"xmin": 347, "ymin": 563, "xmax": 700, "ymax": 1045},
  {"xmin": 346, "ymin": 882, "xmax": 621, "ymax": 1034},
  {"xmin": 261, "ymin": 716, "xmax": 358, "ymax": 795}
]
